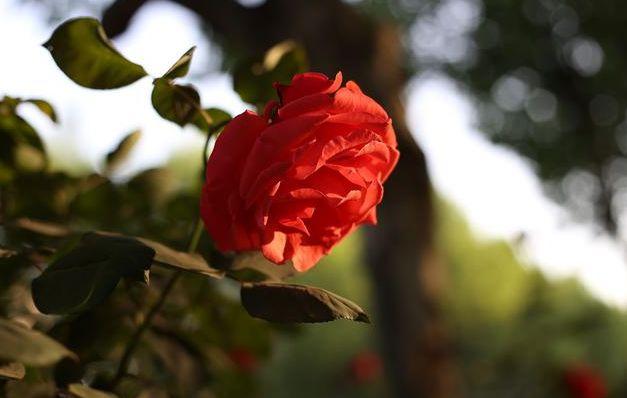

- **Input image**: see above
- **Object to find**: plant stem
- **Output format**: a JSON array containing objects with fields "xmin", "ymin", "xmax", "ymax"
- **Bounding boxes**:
[
  {"xmin": 109, "ymin": 112, "xmax": 217, "ymax": 390},
  {"xmin": 109, "ymin": 219, "xmax": 204, "ymax": 388}
]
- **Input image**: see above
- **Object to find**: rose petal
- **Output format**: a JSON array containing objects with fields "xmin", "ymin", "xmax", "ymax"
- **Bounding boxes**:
[
  {"xmin": 290, "ymin": 244, "xmax": 326, "ymax": 272},
  {"xmin": 289, "ymin": 129, "xmax": 384, "ymax": 181},
  {"xmin": 277, "ymin": 93, "xmax": 333, "ymax": 120},
  {"xmin": 331, "ymin": 85, "xmax": 389, "ymax": 122},
  {"xmin": 205, "ymin": 111, "xmax": 266, "ymax": 183},
  {"xmin": 276, "ymin": 71, "xmax": 342, "ymax": 104},
  {"xmin": 278, "ymin": 218, "xmax": 310, "ymax": 236},
  {"xmin": 201, "ymin": 111, "xmax": 267, "ymax": 251},
  {"xmin": 239, "ymin": 113, "xmax": 328, "ymax": 202},
  {"xmin": 262, "ymin": 230, "xmax": 288, "ymax": 264}
]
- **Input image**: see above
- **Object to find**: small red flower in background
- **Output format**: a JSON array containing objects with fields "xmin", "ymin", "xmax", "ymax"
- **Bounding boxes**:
[
  {"xmin": 347, "ymin": 351, "xmax": 383, "ymax": 384},
  {"xmin": 563, "ymin": 363, "xmax": 607, "ymax": 398},
  {"xmin": 200, "ymin": 71, "xmax": 399, "ymax": 272},
  {"xmin": 227, "ymin": 347, "xmax": 258, "ymax": 373}
]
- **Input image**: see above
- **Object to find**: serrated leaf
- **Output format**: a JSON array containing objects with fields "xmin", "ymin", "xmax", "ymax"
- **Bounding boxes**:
[
  {"xmin": 162, "ymin": 46, "xmax": 195, "ymax": 80},
  {"xmin": 151, "ymin": 78, "xmax": 200, "ymax": 127},
  {"xmin": 31, "ymin": 232, "xmax": 155, "ymax": 314},
  {"xmin": 233, "ymin": 40, "xmax": 308, "ymax": 105},
  {"xmin": 240, "ymin": 282, "xmax": 370, "ymax": 323},
  {"xmin": 25, "ymin": 99, "xmax": 58, "ymax": 122},
  {"xmin": 137, "ymin": 236, "xmax": 223, "ymax": 279},
  {"xmin": 69, "ymin": 384, "xmax": 117, "ymax": 398},
  {"xmin": 44, "ymin": 17, "xmax": 147, "ymax": 89},
  {"xmin": 104, "ymin": 130, "xmax": 141, "ymax": 175},
  {"xmin": 229, "ymin": 251, "xmax": 296, "ymax": 282},
  {"xmin": 0, "ymin": 318, "xmax": 75, "ymax": 366},
  {"xmin": 0, "ymin": 362, "xmax": 25, "ymax": 380},
  {"xmin": 191, "ymin": 108, "xmax": 232, "ymax": 134}
]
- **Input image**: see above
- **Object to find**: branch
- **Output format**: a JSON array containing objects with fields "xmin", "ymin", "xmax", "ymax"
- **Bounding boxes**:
[
  {"xmin": 102, "ymin": 0, "xmax": 151, "ymax": 38},
  {"xmin": 102, "ymin": 0, "xmax": 254, "ymax": 46}
]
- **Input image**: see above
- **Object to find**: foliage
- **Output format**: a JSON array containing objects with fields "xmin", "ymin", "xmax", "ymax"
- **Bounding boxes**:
[
  {"xmin": 233, "ymin": 40, "xmax": 308, "ymax": 108},
  {"xmin": 436, "ymin": 199, "xmax": 627, "ymax": 397},
  {"xmin": 259, "ymin": 199, "xmax": 627, "ymax": 397},
  {"xmin": 404, "ymin": 0, "xmax": 627, "ymax": 231},
  {"xmin": 0, "ymin": 16, "xmax": 368, "ymax": 397},
  {"xmin": 45, "ymin": 17, "xmax": 147, "ymax": 89}
]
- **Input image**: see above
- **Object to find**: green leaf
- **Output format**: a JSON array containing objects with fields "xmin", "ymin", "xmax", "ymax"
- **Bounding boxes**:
[
  {"xmin": 191, "ymin": 107, "xmax": 232, "ymax": 134},
  {"xmin": 0, "ymin": 318, "xmax": 75, "ymax": 366},
  {"xmin": 240, "ymin": 282, "xmax": 370, "ymax": 323},
  {"xmin": 126, "ymin": 167, "xmax": 176, "ymax": 205},
  {"xmin": 104, "ymin": 130, "xmax": 141, "ymax": 175},
  {"xmin": 162, "ymin": 46, "xmax": 195, "ymax": 80},
  {"xmin": 93, "ymin": 231, "xmax": 223, "ymax": 278},
  {"xmin": 233, "ymin": 40, "xmax": 308, "ymax": 105},
  {"xmin": 0, "ymin": 96, "xmax": 20, "ymax": 111},
  {"xmin": 69, "ymin": 384, "xmax": 118, "ymax": 398},
  {"xmin": 13, "ymin": 216, "xmax": 220, "ymax": 281},
  {"xmin": 13, "ymin": 143, "xmax": 46, "ymax": 172},
  {"xmin": 151, "ymin": 78, "xmax": 201, "ymax": 127},
  {"xmin": 0, "ymin": 108, "xmax": 47, "ymax": 173},
  {"xmin": 138, "ymin": 236, "xmax": 223, "ymax": 279},
  {"xmin": 25, "ymin": 99, "xmax": 58, "ymax": 122},
  {"xmin": 43, "ymin": 17, "xmax": 147, "ymax": 89},
  {"xmin": 229, "ymin": 252, "xmax": 296, "ymax": 282},
  {"xmin": 31, "ymin": 232, "xmax": 155, "ymax": 314},
  {"xmin": 11, "ymin": 115, "xmax": 45, "ymax": 150},
  {"xmin": 0, "ymin": 97, "xmax": 46, "ymax": 171},
  {"xmin": 0, "ymin": 362, "xmax": 25, "ymax": 380}
]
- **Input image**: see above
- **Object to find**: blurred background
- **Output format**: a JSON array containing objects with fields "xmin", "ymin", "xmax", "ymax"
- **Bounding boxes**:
[{"xmin": 3, "ymin": 0, "xmax": 627, "ymax": 397}]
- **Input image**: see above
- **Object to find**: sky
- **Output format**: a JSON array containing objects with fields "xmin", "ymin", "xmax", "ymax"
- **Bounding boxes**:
[{"xmin": 2, "ymin": 0, "xmax": 627, "ymax": 307}]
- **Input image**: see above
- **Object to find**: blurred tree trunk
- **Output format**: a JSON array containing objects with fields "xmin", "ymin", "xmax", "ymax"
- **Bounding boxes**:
[{"xmin": 103, "ymin": 1, "xmax": 459, "ymax": 396}]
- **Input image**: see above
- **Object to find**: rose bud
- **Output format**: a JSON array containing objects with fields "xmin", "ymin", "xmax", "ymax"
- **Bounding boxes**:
[
  {"xmin": 563, "ymin": 363, "xmax": 607, "ymax": 398},
  {"xmin": 201, "ymin": 71, "xmax": 399, "ymax": 271}
]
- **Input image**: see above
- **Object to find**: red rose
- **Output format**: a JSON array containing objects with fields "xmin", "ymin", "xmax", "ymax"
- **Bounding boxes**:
[
  {"xmin": 347, "ymin": 351, "xmax": 383, "ymax": 384},
  {"xmin": 227, "ymin": 347, "xmax": 258, "ymax": 373},
  {"xmin": 564, "ymin": 364, "xmax": 607, "ymax": 398},
  {"xmin": 201, "ymin": 71, "xmax": 399, "ymax": 271}
]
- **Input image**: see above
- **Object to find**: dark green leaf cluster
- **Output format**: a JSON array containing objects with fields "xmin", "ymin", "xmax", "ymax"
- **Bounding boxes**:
[
  {"xmin": 44, "ymin": 19, "xmax": 231, "ymax": 134},
  {"xmin": 416, "ymin": 0, "xmax": 627, "ymax": 231}
]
